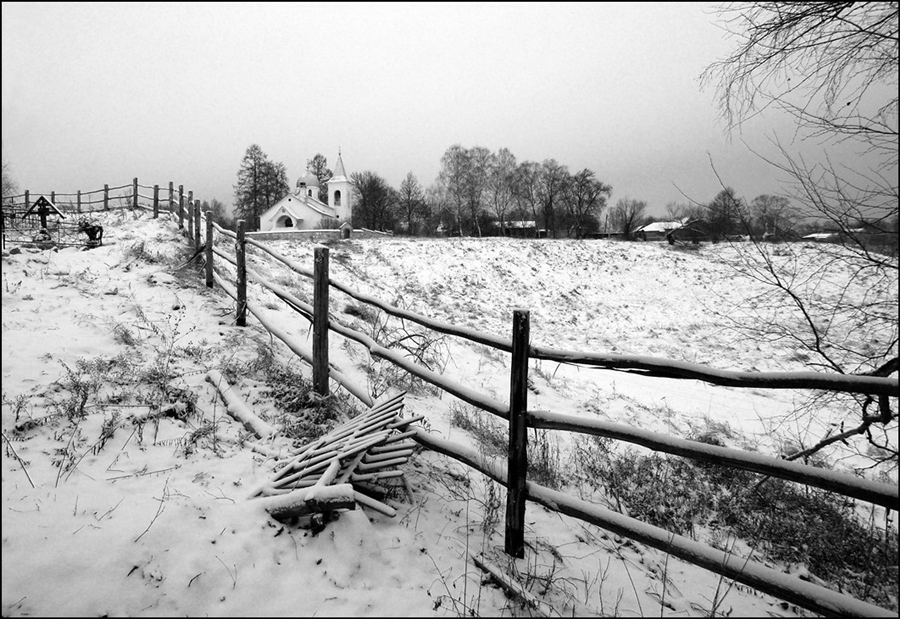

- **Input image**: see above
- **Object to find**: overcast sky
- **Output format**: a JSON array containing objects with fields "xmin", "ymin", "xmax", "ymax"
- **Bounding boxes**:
[{"xmin": 1, "ymin": 2, "xmax": 831, "ymax": 218}]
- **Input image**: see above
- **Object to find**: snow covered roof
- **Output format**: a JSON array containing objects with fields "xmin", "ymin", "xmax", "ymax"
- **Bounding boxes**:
[
  {"xmin": 802, "ymin": 232, "xmax": 837, "ymax": 240},
  {"xmin": 637, "ymin": 221, "xmax": 683, "ymax": 233},
  {"xmin": 328, "ymin": 152, "xmax": 349, "ymax": 184}
]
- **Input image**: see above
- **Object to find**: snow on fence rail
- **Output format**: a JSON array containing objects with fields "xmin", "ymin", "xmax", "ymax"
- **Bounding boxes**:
[{"xmin": 188, "ymin": 214, "xmax": 898, "ymax": 617}]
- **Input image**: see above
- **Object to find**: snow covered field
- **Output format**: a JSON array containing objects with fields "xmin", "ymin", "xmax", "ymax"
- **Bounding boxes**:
[{"xmin": 2, "ymin": 209, "xmax": 896, "ymax": 616}]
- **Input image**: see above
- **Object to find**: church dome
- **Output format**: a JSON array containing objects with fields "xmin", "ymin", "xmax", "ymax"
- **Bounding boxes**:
[{"xmin": 297, "ymin": 171, "xmax": 319, "ymax": 188}]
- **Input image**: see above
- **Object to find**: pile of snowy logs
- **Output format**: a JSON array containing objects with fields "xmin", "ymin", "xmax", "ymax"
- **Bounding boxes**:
[{"xmin": 245, "ymin": 391, "xmax": 423, "ymax": 522}]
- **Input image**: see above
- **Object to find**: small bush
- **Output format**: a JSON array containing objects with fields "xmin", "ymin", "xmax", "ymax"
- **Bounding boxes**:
[{"xmin": 262, "ymin": 363, "xmax": 345, "ymax": 444}]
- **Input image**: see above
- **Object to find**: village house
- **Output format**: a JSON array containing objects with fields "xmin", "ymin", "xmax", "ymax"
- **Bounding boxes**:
[
  {"xmin": 258, "ymin": 152, "xmax": 352, "ymax": 232},
  {"xmin": 635, "ymin": 220, "xmax": 685, "ymax": 241}
]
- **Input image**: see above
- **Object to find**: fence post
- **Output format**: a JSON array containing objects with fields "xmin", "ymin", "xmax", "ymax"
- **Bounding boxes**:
[
  {"xmin": 50, "ymin": 191, "xmax": 55, "ymax": 205},
  {"xmin": 178, "ymin": 185, "xmax": 184, "ymax": 229},
  {"xmin": 313, "ymin": 246, "xmax": 330, "ymax": 397},
  {"xmin": 132, "ymin": 178, "xmax": 138, "ymax": 209},
  {"xmin": 25, "ymin": 190, "xmax": 30, "ymax": 213},
  {"xmin": 187, "ymin": 191, "xmax": 194, "ymax": 239},
  {"xmin": 153, "ymin": 185, "xmax": 159, "ymax": 218},
  {"xmin": 194, "ymin": 202, "xmax": 201, "ymax": 252},
  {"xmin": 236, "ymin": 220, "xmax": 247, "ymax": 327},
  {"xmin": 104, "ymin": 185, "xmax": 109, "ymax": 210},
  {"xmin": 504, "ymin": 309, "xmax": 530, "ymax": 559},
  {"xmin": 168, "ymin": 182, "xmax": 174, "ymax": 215},
  {"xmin": 205, "ymin": 211, "xmax": 213, "ymax": 288},
  {"xmin": 77, "ymin": 190, "xmax": 81, "ymax": 214}
]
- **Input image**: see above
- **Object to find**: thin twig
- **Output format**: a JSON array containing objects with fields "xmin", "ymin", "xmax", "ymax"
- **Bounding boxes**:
[
  {"xmin": 56, "ymin": 417, "xmax": 83, "ymax": 488},
  {"xmin": 2, "ymin": 431, "xmax": 36, "ymax": 488},
  {"xmin": 215, "ymin": 555, "xmax": 237, "ymax": 589},
  {"xmin": 134, "ymin": 477, "xmax": 169, "ymax": 543}
]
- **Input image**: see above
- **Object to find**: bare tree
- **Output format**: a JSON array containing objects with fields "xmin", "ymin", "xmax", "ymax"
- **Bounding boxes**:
[
  {"xmin": 750, "ymin": 193, "xmax": 796, "ymax": 237},
  {"xmin": 706, "ymin": 187, "xmax": 750, "ymax": 240},
  {"xmin": 466, "ymin": 146, "xmax": 493, "ymax": 237},
  {"xmin": 486, "ymin": 147, "xmax": 517, "ymax": 233},
  {"xmin": 438, "ymin": 144, "xmax": 470, "ymax": 236},
  {"xmin": 424, "ymin": 182, "xmax": 450, "ymax": 236},
  {"xmin": 350, "ymin": 171, "xmax": 396, "ymax": 231},
  {"xmin": 513, "ymin": 161, "xmax": 542, "ymax": 236},
  {"xmin": 702, "ymin": 2, "xmax": 898, "ymax": 470},
  {"xmin": 398, "ymin": 171, "xmax": 426, "ymax": 235},
  {"xmin": 610, "ymin": 198, "xmax": 648, "ymax": 240},
  {"xmin": 702, "ymin": 2, "xmax": 897, "ymax": 162},
  {"xmin": 537, "ymin": 160, "xmax": 570, "ymax": 238},
  {"xmin": 563, "ymin": 169, "xmax": 612, "ymax": 238},
  {"xmin": 306, "ymin": 153, "xmax": 332, "ymax": 203}
]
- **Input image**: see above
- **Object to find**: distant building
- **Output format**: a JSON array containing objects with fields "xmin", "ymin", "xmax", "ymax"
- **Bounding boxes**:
[
  {"xmin": 635, "ymin": 220, "xmax": 685, "ymax": 240},
  {"xmin": 258, "ymin": 152, "xmax": 352, "ymax": 232},
  {"xmin": 499, "ymin": 220, "xmax": 542, "ymax": 238}
]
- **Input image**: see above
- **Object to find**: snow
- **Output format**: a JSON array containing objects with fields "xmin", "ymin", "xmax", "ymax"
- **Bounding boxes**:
[{"xmin": 2, "ymin": 208, "xmax": 896, "ymax": 617}]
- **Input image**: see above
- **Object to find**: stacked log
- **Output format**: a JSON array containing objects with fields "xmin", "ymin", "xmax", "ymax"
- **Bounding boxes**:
[{"xmin": 249, "ymin": 392, "xmax": 422, "ymax": 521}]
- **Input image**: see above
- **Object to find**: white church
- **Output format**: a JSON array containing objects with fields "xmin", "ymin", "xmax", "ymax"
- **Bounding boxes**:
[{"xmin": 258, "ymin": 152, "xmax": 352, "ymax": 232}]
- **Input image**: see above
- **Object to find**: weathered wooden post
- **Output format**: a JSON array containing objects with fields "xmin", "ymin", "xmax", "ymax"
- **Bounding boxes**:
[
  {"xmin": 193, "ymin": 202, "xmax": 201, "ymax": 252},
  {"xmin": 313, "ymin": 246, "xmax": 330, "ymax": 397},
  {"xmin": 132, "ymin": 178, "xmax": 138, "ymax": 209},
  {"xmin": 153, "ymin": 185, "xmax": 159, "ymax": 218},
  {"xmin": 505, "ymin": 309, "xmax": 530, "ymax": 559},
  {"xmin": 236, "ymin": 220, "xmax": 247, "ymax": 327},
  {"xmin": 50, "ymin": 191, "xmax": 55, "ymax": 205},
  {"xmin": 168, "ymin": 182, "xmax": 174, "ymax": 215},
  {"xmin": 205, "ymin": 211, "xmax": 214, "ymax": 288},
  {"xmin": 77, "ymin": 190, "xmax": 81, "ymax": 213},
  {"xmin": 187, "ymin": 190, "xmax": 194, "ymax": 239},
  {"xmin": 103, "ymin": 184, "xmax": 109, "ymax": 210},
  {"xmin": 178, "ymin": 185, "xmax": 184, "ymax": 229},
  {"xmin": 24, "ymin": 190, "xmax": 30, "ymax": 213}
]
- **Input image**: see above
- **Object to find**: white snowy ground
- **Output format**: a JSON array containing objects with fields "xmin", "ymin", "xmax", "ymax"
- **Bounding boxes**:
[{"xmin": 2, "ymin": 209, "xmax": 896, "ymax": 617}]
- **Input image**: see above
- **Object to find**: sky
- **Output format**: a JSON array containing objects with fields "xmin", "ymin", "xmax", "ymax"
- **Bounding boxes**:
[{"xmin": 0, "ymin": 2, "xmax": 849, "ymax": 218}]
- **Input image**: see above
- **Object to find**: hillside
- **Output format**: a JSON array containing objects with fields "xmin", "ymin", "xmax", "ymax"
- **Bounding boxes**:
[{"xmin": 2, "ymin": 209, "xmax": 897, "ymax": 617}]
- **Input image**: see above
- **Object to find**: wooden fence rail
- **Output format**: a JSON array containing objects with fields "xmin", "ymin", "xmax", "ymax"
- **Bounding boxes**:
[
  {"xmin": 193, "ymin": 217, "xmax": 897, "ymax": 617},
  {"xmin": 2, "ymin": 178, "xmax": 190, "ymax": 224}
]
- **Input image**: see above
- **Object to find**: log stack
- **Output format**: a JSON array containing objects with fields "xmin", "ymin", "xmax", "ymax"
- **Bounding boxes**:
[{"xmin": 250, "ymin": 392, "xmax": 422, "ymax": 522}]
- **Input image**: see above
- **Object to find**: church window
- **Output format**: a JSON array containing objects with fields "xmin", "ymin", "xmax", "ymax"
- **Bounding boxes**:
[{"xmin": 334, "ymin": 190, "xmax": 342, "ymax": 206}]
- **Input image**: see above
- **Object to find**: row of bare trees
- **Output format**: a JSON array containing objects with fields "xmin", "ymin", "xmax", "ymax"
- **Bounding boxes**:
[
  {"xmin": 349, "ymin": 146, "xmax": 614, "ymax": 238},
  {"xmin": 433, "ymin": 145, "xmax": 613, "ymax": 238}
]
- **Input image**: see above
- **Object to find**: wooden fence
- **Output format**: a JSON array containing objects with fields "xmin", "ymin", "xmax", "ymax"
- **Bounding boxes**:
[
  {"xmin": 2, "ymin": 178, "xmax": 195, "ymax": 249},
  {"xmin": 178, "ymin": 211, "xmax": 896, "ymax": 617}
]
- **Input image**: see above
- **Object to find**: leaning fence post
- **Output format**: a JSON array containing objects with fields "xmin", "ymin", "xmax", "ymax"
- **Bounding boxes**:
[
  {"xmin": 104, "ymin": 184, "xmax": 109, "ymax": 210},
  {"xmin": 178, "ymin": 185, "xmax": 184, "ymax": 229},
  {"xmin": 205, "ymin": 210, "xmax": 213, "ymax": 288},
  {"xmin": 187, "ymin": 191, "xmax": 194, "ymax": 239},
  {"xmin": 505, "ymin": 309, "xmax": 530, "ymax": 559},
  {"xmin": 132, "ymin": 178, "xmax": 138, "ymax": 209},
  {"xmin": 313, "ymin": 246, "xmax": 330, "ymax": 397},
  {"xmin": 193, "ymin": 202, "xmax": 201, "ymax": 252},
  {"xmin": 236, "ymin": 220, "xmax": 247, "ymax": 327},
  {"xmin": 153, "ymin": 185, "xmax": 159, "ymax": 218}
]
